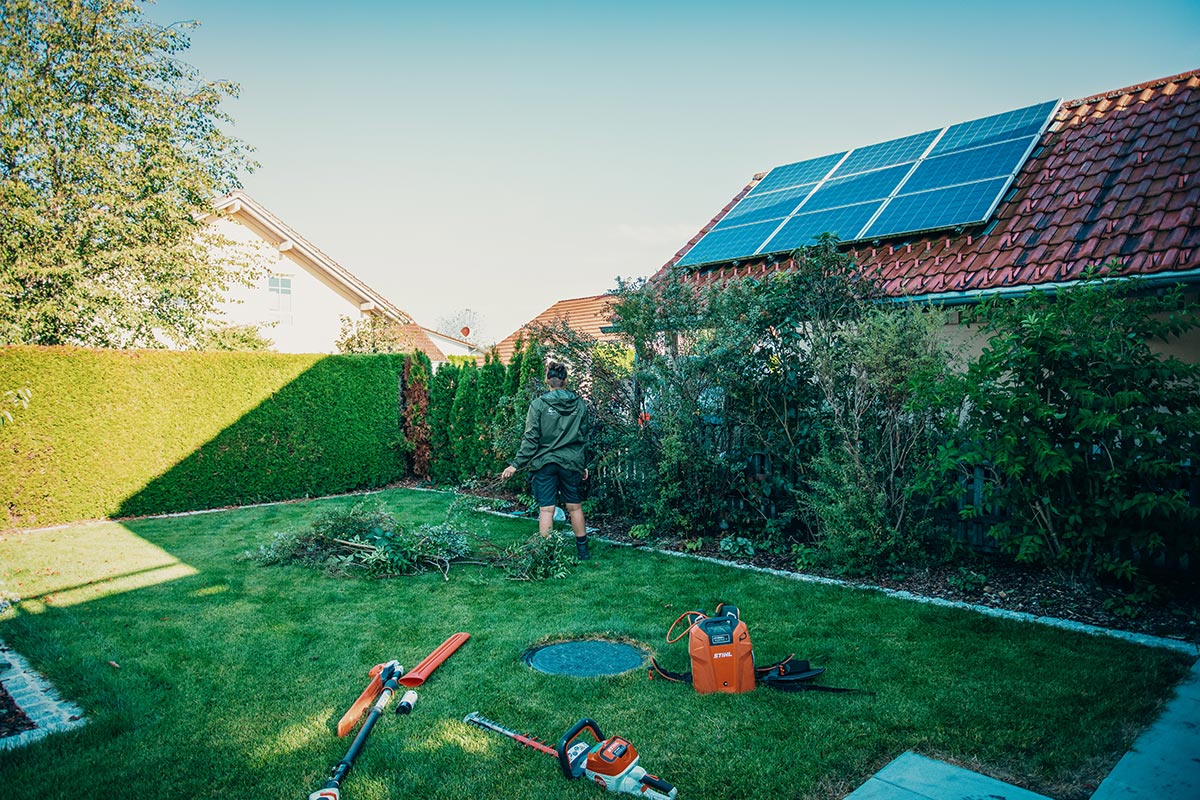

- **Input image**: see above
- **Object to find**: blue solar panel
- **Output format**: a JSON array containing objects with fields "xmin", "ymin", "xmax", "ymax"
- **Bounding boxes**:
[
  {"xmin": 931, "ymin": 99, "xmax": 1059, "ymax": 155},
  {"xmin": 831, "ymin": 130, "xmax": 939, "ymax": 178},
  {"xmin": 801, "ymin": 164, "xmax": 911, "ymax": 213},
  {"xmin": 675, "ymin": 98, "xmax": 1060, "ymax": 268},
  {"xmin": 676, "ymin": 219, "xmax": 784, "ymax": 268},
  {"xmin": 714, "ymin": 184, "xmax": 816, "ymax": 229},
  {"xmin": 863, "ymin": 178, "xmax": 1009, "ymax": 240},
  {"xmin": 903, "ymin": 137, "xmax": 1034, "ymax": 194},
  {"xmin": 761, "ymin": 202, "xmax": 884, "ymax": 253},
  {"xmin": 747, "ymin": 153, "xmax": 846, "ymax": 196}
]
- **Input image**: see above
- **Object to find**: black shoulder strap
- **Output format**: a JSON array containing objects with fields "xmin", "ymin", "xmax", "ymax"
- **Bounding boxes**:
[
  {"xmin": 648, "ymin": 658, "xmax": 692, "ymax": 684},
  {"xmin": 761, "ymin": 678, "xmax": 875, "ymax": 695},
  {"xmin": 756, "ymin": 656, "xmax": 875, "ymax": 696},
  {"xmin": 756, "ymin": 656, "xmax": 825, "ymax": 682}
]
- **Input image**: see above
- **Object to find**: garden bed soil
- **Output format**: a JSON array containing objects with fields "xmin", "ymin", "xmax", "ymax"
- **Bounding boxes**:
[
  {"xmin": 590, "ymin": 520, "xmax": 1200, "ymax": 646},
  {"xmin": 1, "ymin": 681, "xmax": 36, "ymax": 739},
  {"xmin": 446, "ymin": 482, "xmax": 1199, "ymax": 645}
]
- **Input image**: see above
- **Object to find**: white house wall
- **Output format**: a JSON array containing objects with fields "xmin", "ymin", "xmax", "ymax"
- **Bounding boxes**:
[{"xmin": 211, "ymin": 216, "xmax": 366, "ymax": 354}]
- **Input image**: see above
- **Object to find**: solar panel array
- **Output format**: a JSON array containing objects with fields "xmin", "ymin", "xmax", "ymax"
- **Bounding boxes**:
[{"xmin": 677, "ymin": 99, "xmax": 1060, "ymax": 268}]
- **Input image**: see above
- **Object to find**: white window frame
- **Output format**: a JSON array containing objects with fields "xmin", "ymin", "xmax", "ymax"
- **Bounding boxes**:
[{"xmin": 268, "ymin": 274, "xmax": 293, "ymax": 325}]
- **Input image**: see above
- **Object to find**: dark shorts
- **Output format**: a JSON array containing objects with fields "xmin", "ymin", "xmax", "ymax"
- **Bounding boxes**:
[{"xmin": 530, "ymin": 463, "xmax": 583, "ymax": 508}]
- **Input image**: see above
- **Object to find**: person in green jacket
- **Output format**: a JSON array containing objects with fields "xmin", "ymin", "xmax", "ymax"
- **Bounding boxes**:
[{"xmin": 501, "ymin": 361, "xmax": 592, "ymax": 560}]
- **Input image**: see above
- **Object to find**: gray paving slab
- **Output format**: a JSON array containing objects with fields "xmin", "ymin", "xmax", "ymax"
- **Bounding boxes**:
[
  {"xmin": 843, "ymin": 776, "xmax": 930, "ymax": 800},
  {"xmin": 1092, "ymin": 660, "xmax": 1200, "ymax": 800},
  {"xmin": 844, "ymin": 752, "xmax": 1052, "ymax": 800},
  {"xmin": 0, "ymin": 639, "xmax": 87, "ymax": 751}
]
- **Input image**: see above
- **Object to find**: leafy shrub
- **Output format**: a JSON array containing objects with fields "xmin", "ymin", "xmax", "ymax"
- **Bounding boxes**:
[
  {"xmin": 603, "ymin": 237, "xmax": 956, "ymax": 575},
  {"xmin": 403, "ymin": 352, "xmax": 433, "ymax": 480},
  {"xmin": 1102, "ymin": 583, "xmax": 1159, "ymax": 621},
  {"xmin": 804, "ymin": 442, "xmax": 936, "ymax": 577},
  {"xmin": 947, "ymin": 567, "xmax": 988, "ymax": 595},
  {"xmin": 943, "ymin": 269, "xmax": 1200, "ymax": 582},
  {"xmin": 449, "ymin": 362, "xmax": 481, "ymax": 480},
  {"xmin": 719, "ymin": 535, "xmax": 755, "ymax": 559},
  {"xmin": 427, "ymin": 362, "xmax": 459, "ymax": 483},
  {"xmin": 628, "ymin": 523, "xmax": 654, "ymax": 541}
]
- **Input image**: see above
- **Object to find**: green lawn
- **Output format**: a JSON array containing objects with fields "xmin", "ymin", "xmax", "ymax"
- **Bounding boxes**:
[{"xmin": 0, "ymin": 488, "xmax": 1191, "ymax": 800}]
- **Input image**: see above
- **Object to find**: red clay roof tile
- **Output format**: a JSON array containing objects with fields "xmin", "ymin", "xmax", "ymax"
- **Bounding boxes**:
[
  {"xmin": 492, "ymin": 294, "xmax": 620, "ymax": 364},
  {"xmin": 659, "ymin": 69, "xmax": 1200, "ymax": 298}
]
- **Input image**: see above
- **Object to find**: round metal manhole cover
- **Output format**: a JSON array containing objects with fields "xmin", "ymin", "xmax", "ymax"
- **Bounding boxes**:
[{"xmin": 521, "ymin": 639, "xmax": 649, "ymax": 677}]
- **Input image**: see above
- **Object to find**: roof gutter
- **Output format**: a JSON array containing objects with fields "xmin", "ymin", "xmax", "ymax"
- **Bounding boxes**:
[{"xmin": 887, "ymin": 267, "xmax": 1200, "ymax": 306}]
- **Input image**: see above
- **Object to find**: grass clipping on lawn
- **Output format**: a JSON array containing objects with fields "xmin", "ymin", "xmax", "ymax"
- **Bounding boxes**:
[{"xmin": 239, "ymin": 497, "xmax": 575, "ymax": 581}]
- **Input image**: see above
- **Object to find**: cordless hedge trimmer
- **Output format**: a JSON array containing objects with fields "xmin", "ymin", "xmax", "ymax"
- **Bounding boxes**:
[{"xmin": 463, "ymin": 712, "xmax": 677, "ymax": 799}]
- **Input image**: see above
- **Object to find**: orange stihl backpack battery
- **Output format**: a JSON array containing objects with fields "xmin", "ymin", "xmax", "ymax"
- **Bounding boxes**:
[
  {"xmin": 649, "ymin": 603, "xmax": 873, "ymax": 697},
  {"xmin": 652, "ymin": 604, "xmax": 755, "ymax": 694}
]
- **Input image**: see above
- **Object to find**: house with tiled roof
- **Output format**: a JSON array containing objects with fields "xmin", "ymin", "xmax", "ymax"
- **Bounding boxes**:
[
  {"xmin": 656, "ymin": 69, "xmax": 1200, "ymax": 359},
  {"xmin": 493, "ymin": 294, "xmax": 623, "ymax": 363},
  {"xmin": 209, "ymin": 191, "xmax": 481, "ymax": 362}
]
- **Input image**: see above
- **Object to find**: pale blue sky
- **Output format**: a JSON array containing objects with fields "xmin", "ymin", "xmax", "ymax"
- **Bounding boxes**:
[{"xmin": 147, "ymin": 0, "xmax": 1200, "ymax": 344}]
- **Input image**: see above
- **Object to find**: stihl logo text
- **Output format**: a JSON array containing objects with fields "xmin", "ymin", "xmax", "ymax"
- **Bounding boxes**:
[{"xmin": 713, "ymin": 652, "xmax": 732, "ymax": 659}]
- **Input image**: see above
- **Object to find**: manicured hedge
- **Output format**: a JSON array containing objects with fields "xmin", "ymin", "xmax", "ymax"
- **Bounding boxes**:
[{"xmin": 0, "ymin": 347, "xmax": 411, "ymax": 527}]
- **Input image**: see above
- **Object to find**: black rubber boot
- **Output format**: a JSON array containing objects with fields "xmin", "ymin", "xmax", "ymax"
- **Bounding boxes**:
[{"xmin": 576, "ymin": 537, "xmax": 591, "ymax": 560}]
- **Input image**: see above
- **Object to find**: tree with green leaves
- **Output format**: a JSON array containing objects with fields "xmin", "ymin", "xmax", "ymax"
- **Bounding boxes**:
[
  {"xmin": 335, "ymin": 314, "xmax": 417, "ymax": 353},
  {"xmin": 505, "ymin": 338, "xmax": 525, "ymax": 396},
  {"xmin": 1, "ymin": 0, "xmax": 256, "ymax": 348},
  {"xmin": 196, "ymin": 324, "xmax": 274, "ymax": 351},
  {"xmin": 946, "ymin": 269, "xmax": 1200, "ymax": 582},
  {"xmin": 427, "ymin": 363, "xmax": 459, "ymax": 483},
  {"xmin": 448, "ymin": 361, "xmax": 480, "ymax": 480},
  {"xmin": 607, "ymin": 236, "xmax": 955, "ymax": 568},
  {"xmin": 403, "ymin": 351, "xmax": 432, "ymax": 480},
  {"xmin": 476, "ymin": 349, "xmax": 507, "ymax": 473}
]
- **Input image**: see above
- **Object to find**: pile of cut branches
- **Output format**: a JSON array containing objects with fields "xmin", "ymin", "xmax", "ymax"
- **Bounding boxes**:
[
  {"xmin": 242, "ymin": 498, "xmax": 576, "ymax": 581},
  {"xmin": 471, "ymin": 533, "xmax": 577, "ymax": 581},
  {"xmin": 242, "ymin": 500, "xmax": 474, "ymax": 579}
]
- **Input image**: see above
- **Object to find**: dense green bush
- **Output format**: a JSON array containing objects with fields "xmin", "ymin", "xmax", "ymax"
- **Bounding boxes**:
[
  {"xmin": 802, "ymin": 304, "xmax": 958, "ymax": 575},
  {"xmin": 403, "ymin": 351, "xmax": 433, "ymax": 480},
  {"xmin": 940, "ymin": 271, "xmax": 1200, "ymax": 583},
  {"xmin": 427, "ymin": 361, "xmax": 459, "ymax": 483},
  {"xmin": 0, "ymin": 347, "xmax": 413, "ymax": 526},
  {"xmin": 476, "ymin": 350, "xmax": 507, "ymax": 474},
  {"xmin": 599, "ymin": 238, "xmax": 954, "ymax": 571},
  {"xmin": 449, "ymin": 361, "xmax": 480, "ymax": 480}
]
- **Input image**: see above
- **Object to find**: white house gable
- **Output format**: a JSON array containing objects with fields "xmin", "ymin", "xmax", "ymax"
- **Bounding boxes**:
[{"xmin": 209, "ymin": 191, "xmax": 412, "ymax": 354}]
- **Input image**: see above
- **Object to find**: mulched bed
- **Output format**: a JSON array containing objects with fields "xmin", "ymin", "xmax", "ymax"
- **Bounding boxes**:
[
  {"xmin": 451, "ymin": 481, "xmax": 1199, "ymax": 645},
  {"xmin": 594, "ymin": 521, "xmax": 1200, "ymax": 645},
  {"xmin": 0, "ymin": 681, "xmax": 36, "ymax": 739}
]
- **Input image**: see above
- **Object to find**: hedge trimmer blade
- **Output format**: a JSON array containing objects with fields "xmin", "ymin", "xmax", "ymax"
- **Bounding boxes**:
[{"xmin": 463, "ymin": 712, "xmax": 559, "ymax": 758}]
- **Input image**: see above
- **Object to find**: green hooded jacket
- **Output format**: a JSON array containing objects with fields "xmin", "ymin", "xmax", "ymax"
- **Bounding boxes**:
[{"xmin": 509, "ymin": 389, "xmax": 589, "ymax": 473}]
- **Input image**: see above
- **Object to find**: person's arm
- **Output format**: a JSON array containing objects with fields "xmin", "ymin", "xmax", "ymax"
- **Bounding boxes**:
[{"xmin": 581, "ymin": 402, "xmax": 591, "ymax": 481}]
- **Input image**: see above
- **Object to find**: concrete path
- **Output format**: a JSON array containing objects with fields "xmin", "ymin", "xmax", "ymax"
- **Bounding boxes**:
[
  {"xmin": 1091, "ymin": 659, "xmax": 1200, "ymax": 800},
  {"xmin": 846, "ymin": 658, "xmax": 1200, "ymax": 800},
  {"xmin": 845, "ymin": 752, "xmax": 1052, "ymax": 799}
]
